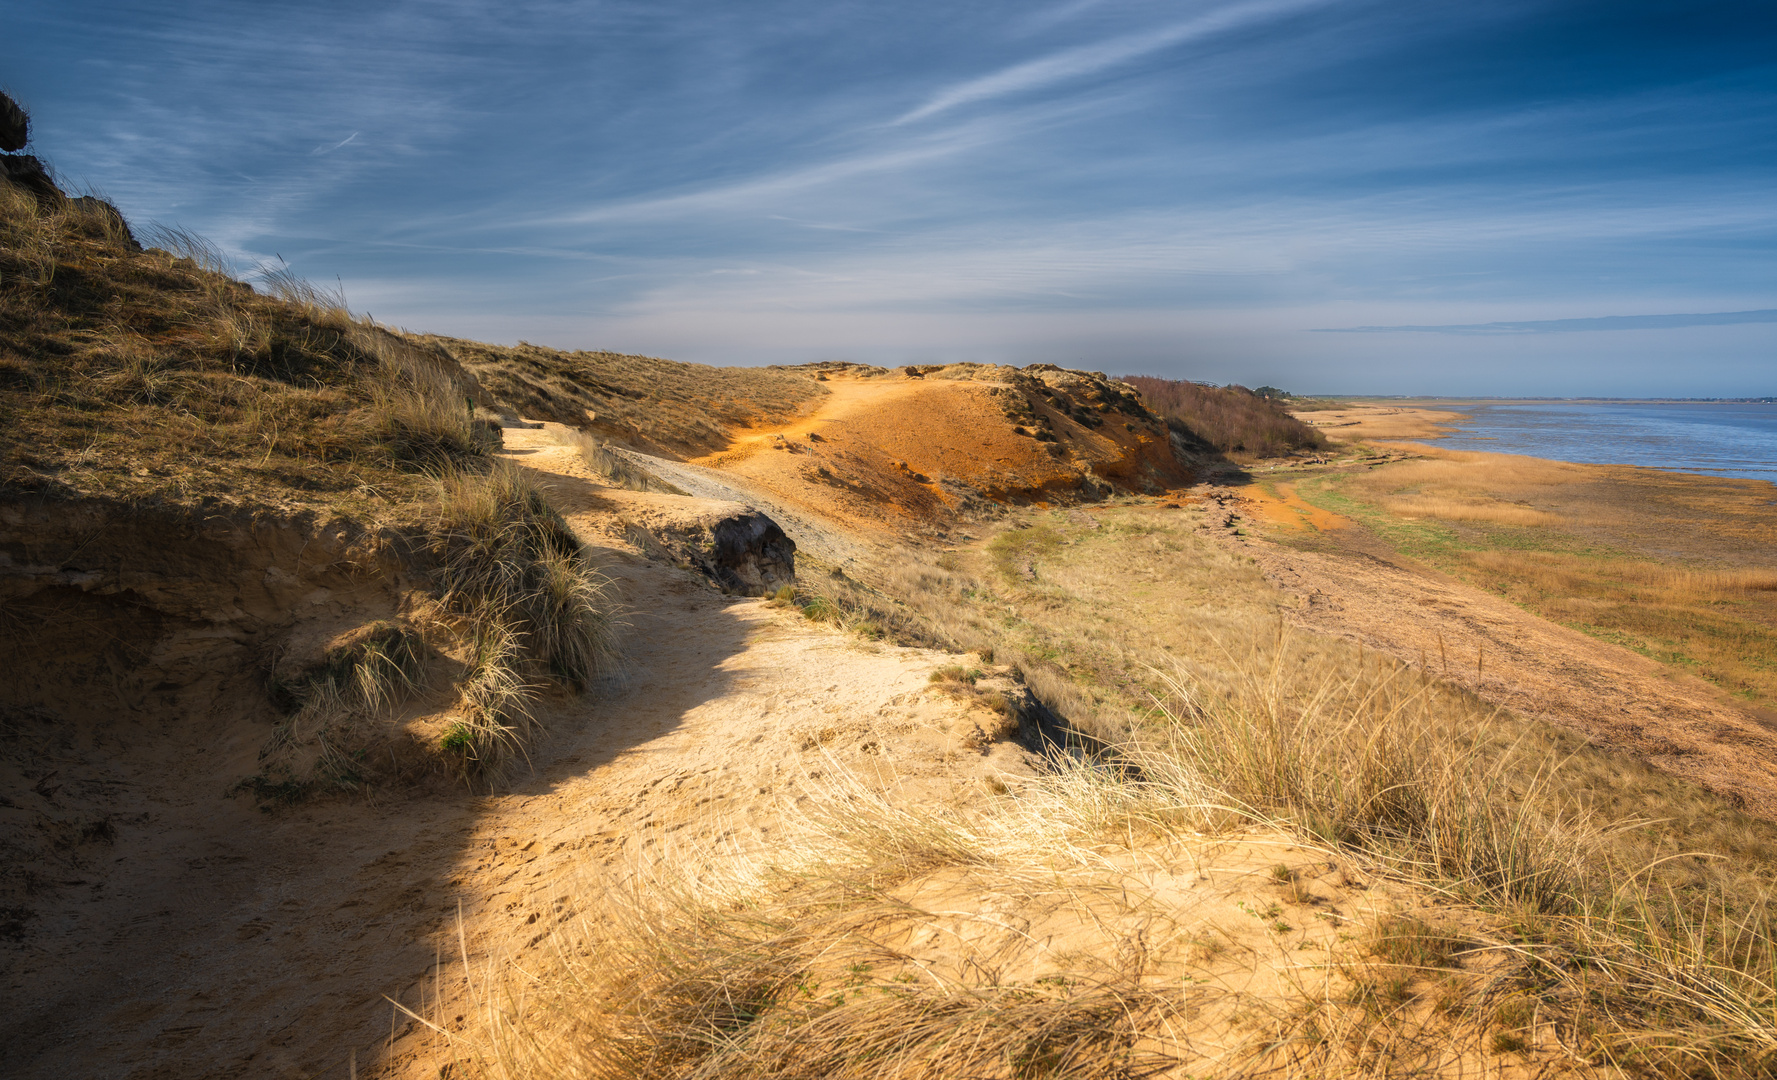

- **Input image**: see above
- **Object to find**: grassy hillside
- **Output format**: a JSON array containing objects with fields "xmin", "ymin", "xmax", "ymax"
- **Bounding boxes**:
[
  {"xmin": 0, "ymin": 197, "xmax": 495, "ymax": 513},
  {"xmin": 0, "ymin": 171, "xmax": 616, "ymax": 789},
  {"xmin": 410, "ymin": 334, "xmax": 828, "ymax": 459}
]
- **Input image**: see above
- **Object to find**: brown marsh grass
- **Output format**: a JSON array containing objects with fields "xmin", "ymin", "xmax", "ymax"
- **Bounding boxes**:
[
  {"xmin": 1383, "ymin": 496, "xmax": 1561, "ymax": 527},
  {"xmin": 1459, "ymin": 547, "xmax": 1777, "ymax": 703},
  {"xmin": 1303, "ymin": 446, "xmax": 1777, "ymax": 705}
]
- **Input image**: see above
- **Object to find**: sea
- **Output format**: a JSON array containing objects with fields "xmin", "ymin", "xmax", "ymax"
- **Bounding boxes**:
[{"xmin": 1429, "ymin": 402, "xmax": 1777, "ymax": 485}]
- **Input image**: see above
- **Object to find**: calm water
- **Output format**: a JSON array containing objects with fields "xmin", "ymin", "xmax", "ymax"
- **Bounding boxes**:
[{"xmin": 1431, "ymin": 402, "xmax": 1777, "ymax": 484}]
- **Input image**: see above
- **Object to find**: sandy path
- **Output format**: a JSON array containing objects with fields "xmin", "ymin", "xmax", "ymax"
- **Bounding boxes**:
[
  {"xmin": 1209, "ymin": 483, "xmax": 1777, "ymax": 817},
  {"xmin": 2, "ymin": 428, "xmax": 1029, "ymax": 1080},
  {"xmin": 366, "ymin": 430, "xmax": 1038, "ymax": 1075}
]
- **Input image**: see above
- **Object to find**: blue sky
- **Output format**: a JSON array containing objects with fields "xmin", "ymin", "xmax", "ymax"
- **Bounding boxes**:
[{"xmin": 6, "ymin": 0, "xmax": 1775, "ymax": 394}]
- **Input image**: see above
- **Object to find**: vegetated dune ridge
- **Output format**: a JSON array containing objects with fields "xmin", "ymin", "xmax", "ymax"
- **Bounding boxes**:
[
  {"xmin": 686, "ymin": 363, "xmax": 1190, "ymax": 533},
  {"xmin": 407, "ymin": 334, "xmax": 831, "ymax": 460}
]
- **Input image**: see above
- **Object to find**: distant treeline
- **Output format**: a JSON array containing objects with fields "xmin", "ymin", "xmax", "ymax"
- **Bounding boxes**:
[{"xmin": 1121, "ymin": 375, "xmax": 1328, "ymax": 457}]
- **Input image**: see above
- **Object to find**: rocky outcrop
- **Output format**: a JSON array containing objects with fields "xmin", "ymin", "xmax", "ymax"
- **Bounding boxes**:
[
  {"xmin": 0, "ymin": 153, "xmax": 59, "ymax": 205},
  {"xmin": 0, "ymin": 92, "xmax": 56, "ymax": 205},
  {"xmin": 0, "ymin": 91, "xmax": 27, "ymax": 152},
  {"xmin": 633, "ymin": 506, "xmax": 797, "ymax": 596},
  {"xmin": 701, "ymin": 511, "xmax": 796, "ymax": 594}
]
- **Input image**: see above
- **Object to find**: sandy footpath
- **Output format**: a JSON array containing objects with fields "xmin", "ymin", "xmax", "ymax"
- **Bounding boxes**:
[{"xmin": 2, "ymin": 430, "xmax": 1033, "ymax": 1080}]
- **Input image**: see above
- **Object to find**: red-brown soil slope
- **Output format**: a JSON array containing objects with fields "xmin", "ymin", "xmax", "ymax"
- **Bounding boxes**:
[{"xmin": 690, "ymin": 365, "xmax": 1187, "ymax": 535}]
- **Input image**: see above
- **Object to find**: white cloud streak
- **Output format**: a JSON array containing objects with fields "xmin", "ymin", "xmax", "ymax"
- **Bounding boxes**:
[
  {"xmin": 895, "ymin": 0, "xmax": 1333, "ymax": 124},
  {"xmin": 311, "ymin": 132, "xmax": 359, "ymax": 156}
]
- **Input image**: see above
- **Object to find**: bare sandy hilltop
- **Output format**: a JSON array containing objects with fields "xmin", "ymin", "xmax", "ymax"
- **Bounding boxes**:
[{"xmin": 7, "ymin": 143, "xmax": 1777, "ymax": 1078}]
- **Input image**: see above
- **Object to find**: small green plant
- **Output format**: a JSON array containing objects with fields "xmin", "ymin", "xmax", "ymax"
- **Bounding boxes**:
[
  {"xmin": 228, "ymin": 770, "xmax": 315, "ymax": 811},
  {"xmin": 802, "ymin": 596, "xmax": 841, "ymax": 623}
]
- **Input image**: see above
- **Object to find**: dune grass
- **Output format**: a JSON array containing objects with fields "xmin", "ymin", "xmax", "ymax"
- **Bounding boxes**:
[
  {"xmin": 434, "ymin": 605, "xmax": 1777, "ymax": 1077},
  {"xmin": 0, "ymin": 179, "xmax": 486, "ymax": 511},
  {"xmin": 364, "ymin": 465, "xmax": 1777, "ymax": 1076},
  {"xmin": 431, "ymin": 463, "xmax": 623, "ymax": 774},
  {"xmin": 550, "ymin": 426, "xmax": 689, "ymax": 495}
]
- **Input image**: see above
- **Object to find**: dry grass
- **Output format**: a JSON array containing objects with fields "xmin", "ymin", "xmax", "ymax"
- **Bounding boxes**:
[
  {"xmin": 437, "ymin": 623, "xmax": 1777, "ymax": 1078},
  {"xmin": 1343, "ymin": 451, "xmax": 1589, "ymax": 525},
  {"xmin": 801, "ymin": 504, "xmax": 1777, "ymax": 869},
  {"xmin": 0, "ymin": 179, "xmax": 486, "ymax": 512},
  {"xmin": 442, "ymin": 862, "xmax": 1203, "ymax": 1080},
  {"xmin": 1458, "ymin": 548, "xmax": 1777, "ymax": 702},
  {"xmin": 411, "ymin": 334, "xmax": 827, "ymax": 459},
  {"xmin": 1464, "ymin": 549, "xmax": 1777, "ymax": 602},
  {"xmin": 550, "ymin": 427, "xmax": 688, "ymax": 495},
  {"xmin": 788, "ymin": 507, "xmax": 1285, "ymax": 743},
  {"xmin": 407, "ymin": 490, "xmax": 1777, "ymax": 1075},
  {"xmin": 1, "ymin": 171, "xmax": 623, "ymax": 790},
  {"xmin": 248, "ymin": 621, "xmax": 434, "ymax": 798},
  {"xmin": 282, "ymin": 620, "xmax": 428, "ymax": 720},
  {"xmin": 1383, "ymin": 496, "xmax": 1560, "ymax": 527},
  {"xmin": 242, "ymin": 464, "xmax": 623, "ymax": 791}
]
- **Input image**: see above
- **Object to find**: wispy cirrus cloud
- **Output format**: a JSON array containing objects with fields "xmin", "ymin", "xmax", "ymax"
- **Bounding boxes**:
[
  {"xmin": 311, "ymin": 132, "xmax": 360, "ymax": 156},
  {"xmin": 9, "ymin": 0, "xmax": 1774, "ymax": 395},
  {"xmin": 894, "ymin": 0, "xmax": 1332, "ymax": 124}
]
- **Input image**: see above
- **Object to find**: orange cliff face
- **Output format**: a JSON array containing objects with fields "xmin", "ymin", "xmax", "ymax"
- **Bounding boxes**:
[{"xmin": 689, "ymin": 364, "xmax": 1190, "ymax": 533}]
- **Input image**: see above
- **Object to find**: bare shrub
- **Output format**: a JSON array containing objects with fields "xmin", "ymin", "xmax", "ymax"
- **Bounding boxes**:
[{"xmin": 1122, "ymin": 375, "xmax": 1327, "ymax": 457}]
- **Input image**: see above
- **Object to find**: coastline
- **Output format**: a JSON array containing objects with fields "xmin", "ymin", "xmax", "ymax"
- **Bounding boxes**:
[{"xmin": 1297, "ymin": 398, "xmax": 1777, "ymax": 485}]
